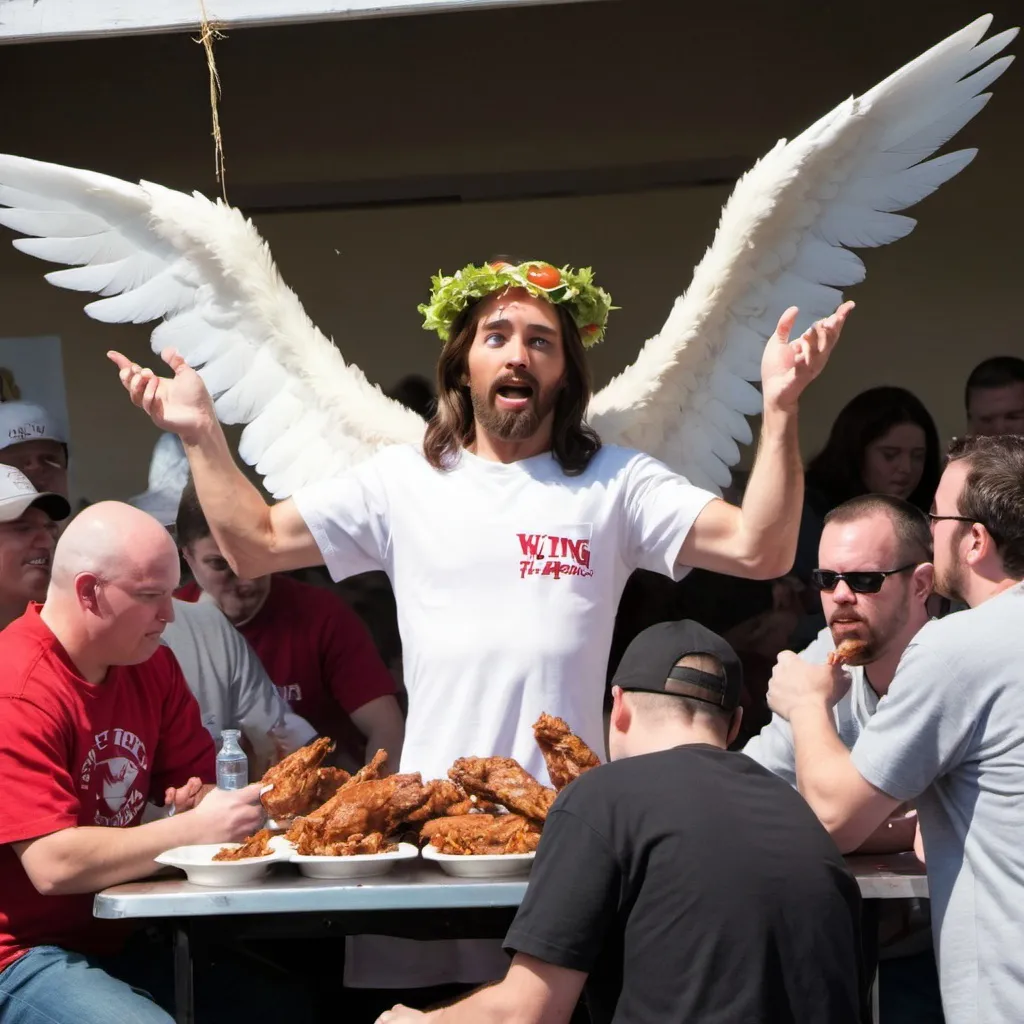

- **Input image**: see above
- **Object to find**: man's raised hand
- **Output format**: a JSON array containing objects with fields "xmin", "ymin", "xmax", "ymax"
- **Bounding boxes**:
[
  {"xmin": 107, "ymin": 347, "xmax": 216, "ymax": 444},
  {"xmin": 760, "ymin": 301, "xmax": 855, "ymax": 415}
]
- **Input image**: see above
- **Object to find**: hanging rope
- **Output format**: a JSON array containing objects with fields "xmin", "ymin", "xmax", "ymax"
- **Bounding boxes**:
[{"xmin": 196, "ymin": 0, "xmax": 228, "ymax": 202}]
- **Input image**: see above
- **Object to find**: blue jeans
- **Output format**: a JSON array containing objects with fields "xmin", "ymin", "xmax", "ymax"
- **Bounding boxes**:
[{"xmin": 0, "ymin": 945, "xmax": 172, "ymax": 1024}]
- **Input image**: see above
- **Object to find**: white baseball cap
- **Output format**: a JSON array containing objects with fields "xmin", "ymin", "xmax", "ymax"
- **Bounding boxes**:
[
  {"xmin": 0, "ymin": 464, "xmax": 71, "ymax": 524},
  {"xmin": 0, "ymin": 401, "xmax": 68, "ymax": 453}
]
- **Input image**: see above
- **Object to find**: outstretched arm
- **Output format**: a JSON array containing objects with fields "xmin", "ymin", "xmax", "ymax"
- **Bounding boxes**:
[
  {"xmin": 110, "ymin": 348, "xmax": 322, "ymax": 578},
  {"xmin": 380, "ymin": 955, "xmax": 586, "ymax": 1024},
  {"xmin": 678, "ymin": 302, "xmax": 853, "ymax": 579}
]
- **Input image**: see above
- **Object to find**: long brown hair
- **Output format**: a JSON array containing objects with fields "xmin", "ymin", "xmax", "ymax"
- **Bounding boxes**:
[
  {"xmin": 422, "ymin": 297, "xmax": 601, "ymax": 476},
  {"xmin": 805, "ymin": 386, "xmax": 941, "ymax": 513}
]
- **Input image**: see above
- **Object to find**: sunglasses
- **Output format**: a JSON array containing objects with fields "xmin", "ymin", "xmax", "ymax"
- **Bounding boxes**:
[{"xmin": 812, "ymin": 563, "xmax": 917, "ymax": 594}]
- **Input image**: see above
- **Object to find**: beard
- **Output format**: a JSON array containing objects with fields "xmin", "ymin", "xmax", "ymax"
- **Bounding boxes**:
[
  {"xmin": 934, "ymin": 527, "xmax": 968, "ymax": 603},
  {"xmin": 828, "ymin": 619, "xmax": 879, "ymax": 664},
  {"xmin": 829, "ymin": 597, "xmax": 910, "ymax": 665},
  {"xmin": 470, "ymin": 370, "xmax": 560, "ymax": 443}
]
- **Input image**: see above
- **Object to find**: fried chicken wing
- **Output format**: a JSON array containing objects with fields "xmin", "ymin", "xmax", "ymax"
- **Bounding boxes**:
[
  {"xmin": 449, "ymin": 757, "xmax": 555, "ymax": 823},
  {"xmin": 268, "ymin": 746, "xmax": 388, "ymax": 844},
  {"xmin": 213, "ymin": 828, "xmax": 275, "ymax": 861},
  {"xmin": 285, "ymin": 748, "xmax": 394, "ymax": 840},
  {"xmin": 828, "ymin": 638, "xmax": 869, "ymax": 666},
  {"xmin": 532, "ymin": 713, "xmax": 601, "ymax": 790},
  {"xmin": 449, "ymin": 794, "xmax": 498, "ymax": 816},
  {"xmin": 405, "ymin": 780, "xmax": 482, "ymax": 823},
  {"xmin": 291, "ymin": 773, "xmax": 431, "ymax": 851},
  {"xmin": 260, "ymin": 736, "xmax": 335, "ymax": 820},
  {"xmin": 295, "ymin": 830, "xmax": 398, "ymax": 857},
  {"xmin": 347, "ymin": 748, "xmax": 389, "ymax": 786},
  {"xmin": 422, "ymin": 813, "xmax": 542, "ymax": 855},
  {"xmin": 314, "ymin": 766, "xmax": 351, "ymax": 804}
]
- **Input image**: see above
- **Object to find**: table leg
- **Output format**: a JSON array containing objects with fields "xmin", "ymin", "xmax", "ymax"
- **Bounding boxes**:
[{"xmin": 173, "ymin": 921, "xmax": 195, "ymax": 1024}]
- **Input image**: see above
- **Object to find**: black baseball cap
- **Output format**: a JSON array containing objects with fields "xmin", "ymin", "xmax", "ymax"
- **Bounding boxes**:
[{"xmin": 612, "ymin": 620, "xmax": 743, "ymax": 712}]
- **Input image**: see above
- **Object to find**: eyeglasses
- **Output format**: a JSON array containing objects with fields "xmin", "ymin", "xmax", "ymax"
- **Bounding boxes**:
[
  {"xmin": 927, "ymin": 513, "xmax": 975, "ymax": 526},
  {"xmin": 812, "ymin": 564, "xmax": 917, "ymax": 594},
  {"xmin": 928, "ymin": 511, "xmax": 1001, "ymax": 544}
]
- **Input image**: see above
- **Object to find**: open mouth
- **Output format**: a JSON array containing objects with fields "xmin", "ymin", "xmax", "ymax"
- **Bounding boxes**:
[
  {"xmin": 24, "ymin": 555, "xmax": 51, "ymax": 571},
  {"xmin": 830, "ymin": 619, "xmax": 864, "ymax": 634},
  {"xmin": 495, "ymin": 382, "xmax": 534, "ymax": 410}
]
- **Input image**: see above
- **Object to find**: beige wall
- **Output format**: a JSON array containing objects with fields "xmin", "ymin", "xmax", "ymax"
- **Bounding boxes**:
[{"xmin": 1, "ymin": 0, "xmax": 1020, "ymax": 504}]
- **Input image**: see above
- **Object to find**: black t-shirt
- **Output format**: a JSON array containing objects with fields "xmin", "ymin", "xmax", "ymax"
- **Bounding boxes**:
[{"xmin": 504, "ymin": 745, "xmax": 865, "ymax": 1023}]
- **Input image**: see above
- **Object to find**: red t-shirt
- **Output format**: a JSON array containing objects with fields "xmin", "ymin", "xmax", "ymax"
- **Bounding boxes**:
[
  {"xmin": 0, "ymin": 605, "xmax": 215, "ymax": 974},
  {"xmin": 176, "ymin": 574, "xmax": 396, "ymax": 764}
]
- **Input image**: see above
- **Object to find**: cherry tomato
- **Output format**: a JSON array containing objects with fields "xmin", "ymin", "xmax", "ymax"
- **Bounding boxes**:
[
  {"xmin": 526, "ymin": 264, "xmax": 561, "ymax": 289},
  {"xmin": 582, "ymin": 323, "xmax": 600, "ymax": 334}
]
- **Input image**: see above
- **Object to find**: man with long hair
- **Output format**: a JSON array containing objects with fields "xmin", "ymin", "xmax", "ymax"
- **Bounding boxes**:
[
  {"xmin": 767, "ymin": 434, "xmax": 1024, "ymax": 1024},
  {"xmin": 111, "ymin": 259, "xmax": 850, "ymax": 998}
]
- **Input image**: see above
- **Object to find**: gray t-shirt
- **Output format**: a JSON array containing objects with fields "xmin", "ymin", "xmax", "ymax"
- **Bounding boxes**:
[
  {"xmin": 743, "ymin": 627, "xmax": 879, "ymax": 786},
  {"xmin": 851, "ymin": 583, "xmax": 1024, "ymax": 1024},
  {"xmin": 161, "ymin": 599, "xmax": 315, "ymax": 769}
]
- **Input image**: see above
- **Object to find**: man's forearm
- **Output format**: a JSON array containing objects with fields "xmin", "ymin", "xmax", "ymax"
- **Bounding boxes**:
[
  {"xmin": 182, "ymin": 420, "xmax": 277, "ymax": 578},
  {"xmin": 352, "ymin": 696, "xmax": 406, "ymax": 776},
  {"xmin": 16, "ymin": 812, "xmax": 209, "ymax": 896},
  {"xmin": 738, "ymin": 407, "xmax": 803, "ymax": 577},
  {"xmin": 789, "ymin": 702, "xmax": 875, "ymax": 851},
  {"xmin": 854, "ymin": 812, "xmax": 917, "ymax": 855},
  {"xmin": 429, "ymin": 982, "xmax": 526, "ymax": 1024},
  {"xmin": 366, "ymin": 729, "xmax": 403, "ymax": 777}
]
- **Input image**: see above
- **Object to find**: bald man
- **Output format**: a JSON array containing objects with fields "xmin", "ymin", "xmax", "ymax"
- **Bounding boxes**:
[{"xmin": 0, "ymin": 502, "xmax": 264, "ymax": 1024}]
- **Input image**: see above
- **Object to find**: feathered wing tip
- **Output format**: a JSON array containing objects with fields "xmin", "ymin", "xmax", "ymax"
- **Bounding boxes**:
[
  {"xmin": 588, "ymin": 16, "xmax": 1016, "ymax": 495},
  {"xmin": 137, "ymin": 183, "xmax": 427, "ymax": 496},
  {"xmin": 0, "ymin": 155, "xmax": 427, "ymax": 500},
  {"xmin": 0, "ymin": 20, "xmax": 1015, "ymax": 499}
]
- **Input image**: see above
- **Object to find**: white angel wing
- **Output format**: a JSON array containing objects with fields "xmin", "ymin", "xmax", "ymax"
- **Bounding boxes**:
[
  {"xmin": 0, "ymin": 157, "xmax": 426, "ymax": 499},
  {"xmin": 588, "ymin": 15, "xmax": 1017, "ymax": 494}
]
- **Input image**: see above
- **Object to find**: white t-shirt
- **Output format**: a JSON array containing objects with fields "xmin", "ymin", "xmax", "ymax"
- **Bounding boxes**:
[
  {"xmin": 851, "ymin": 583, "xmax": 1024, "ymax": 1024},
  {"xmin": 292, "ymin": 443, "xmax": 716, "ymax": 988},
  {"xmin": 293, "ymin": 443, "xmax": 716, "ymax": 785}
]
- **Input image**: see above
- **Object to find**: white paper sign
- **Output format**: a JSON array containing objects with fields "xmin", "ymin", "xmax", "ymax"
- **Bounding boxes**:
[{"xmin": 0, "ymin": 335, "xmax": 70, "ymax": 437}]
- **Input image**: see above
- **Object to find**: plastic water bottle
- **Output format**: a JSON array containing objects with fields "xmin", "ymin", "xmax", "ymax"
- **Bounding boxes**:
[{"xmin": 216, "ymin": 729, "xmax": 248, "ymax": 790}]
